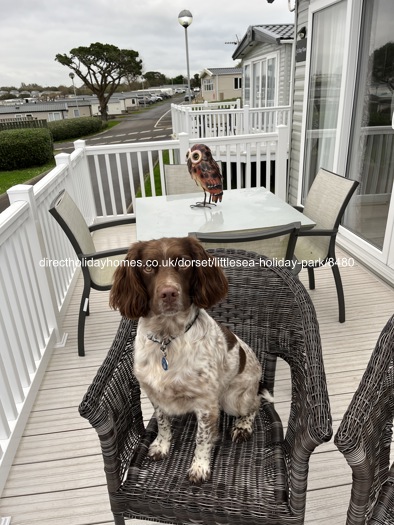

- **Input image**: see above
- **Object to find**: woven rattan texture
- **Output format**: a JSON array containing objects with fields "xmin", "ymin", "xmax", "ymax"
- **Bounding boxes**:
[
  {"xmin": 79, "ymin": 249, "xmax": 333, "ymax": 525},
  {"xmin": 335, "ymin": 314, "xmax": 394, "ymax": 525}
]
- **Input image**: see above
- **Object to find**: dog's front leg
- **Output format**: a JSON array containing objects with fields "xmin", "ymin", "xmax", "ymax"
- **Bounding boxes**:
[
  {"xmin": 188, "ymin": 408, "xmax": 219, "ymax": 484},
  {"xmin": 148, "ymin": 406, "xmax": 172, "ymax": 461}
]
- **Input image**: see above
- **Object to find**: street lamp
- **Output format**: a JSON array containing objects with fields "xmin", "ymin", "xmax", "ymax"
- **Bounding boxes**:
[
  {"xmin": 69, "ymin": 72, "xmax": 80, "ymax": 117},
  {"xmin": 178, "ymin": 10, "xmax": 193, "ymax": 103}
]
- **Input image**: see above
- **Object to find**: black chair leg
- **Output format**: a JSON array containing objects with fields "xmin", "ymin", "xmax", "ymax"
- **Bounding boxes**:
[
  {"xmin": 78, "ymin": 279, "xmax": 91, "ymax": 357},
  {"xmin": 114, "ymin": 514, "xmax": 126, "ymax": 525},
  {"xmin": 307, "ymin": 266, "xmax": 315, "ymax": 290},
  {"xmin": 331, "ymin": 262, "xmax": 345, "ymax": 323}
]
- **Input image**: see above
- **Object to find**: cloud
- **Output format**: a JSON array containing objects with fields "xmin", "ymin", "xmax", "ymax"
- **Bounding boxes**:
[{"xmin": 0, "ymin": 0, "xmax": 294, "ymax": 88}]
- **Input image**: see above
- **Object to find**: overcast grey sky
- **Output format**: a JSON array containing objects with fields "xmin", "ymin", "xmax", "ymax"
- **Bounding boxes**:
[{"xmin": 1, "ymin": 0, "xmax": 294, "ymax": 89}]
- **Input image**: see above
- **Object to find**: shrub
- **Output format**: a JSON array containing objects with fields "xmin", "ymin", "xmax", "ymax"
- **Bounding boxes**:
[
  {"xmin": 48, "ymin": 117, "xmax": 106, "ymax": 142},
  {"xmin": 0, "ymin": 128, "xmax": 53, "ymax": 170}
]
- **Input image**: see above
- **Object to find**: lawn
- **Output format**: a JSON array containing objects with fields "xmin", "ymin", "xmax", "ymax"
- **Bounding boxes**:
[{"xmin": 0, "ymin": 159, "xmax": 57, "ymax": 195}]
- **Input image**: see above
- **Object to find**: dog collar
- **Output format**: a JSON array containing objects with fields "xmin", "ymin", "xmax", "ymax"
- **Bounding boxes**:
[{"xmin": 146, "ymin": 310, "xmax": 200, "ymax": 371}]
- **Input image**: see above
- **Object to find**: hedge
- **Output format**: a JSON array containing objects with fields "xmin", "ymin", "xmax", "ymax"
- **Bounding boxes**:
[
  {"xmin": 0, "ymin": 128, "xmax": 53, "ymax": 170},
  {"xmin": 48, "ymin": 117, "xmax": 106, "ymax": 142}
]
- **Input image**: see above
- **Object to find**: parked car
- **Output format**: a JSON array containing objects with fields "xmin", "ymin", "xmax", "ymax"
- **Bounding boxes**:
[
  {"xmin": 175, "ymin": 88, "xmax": 186, "ymax": 93},
  {"xmin": 137, "ymin": 96, "xmax": 153, "ymax": 105},
  {"xmin": 149, "ymin": 94, "xmax": 163, "ymax": 102},
  {"xmin": 184, "ymin": 91, "xmax": 196, "ymax": 101}
]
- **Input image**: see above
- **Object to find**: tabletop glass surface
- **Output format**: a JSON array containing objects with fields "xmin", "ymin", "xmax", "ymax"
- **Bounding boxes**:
[{"xmin": 136, "ymin": 187, "xmax": 315, "ymax": 240}]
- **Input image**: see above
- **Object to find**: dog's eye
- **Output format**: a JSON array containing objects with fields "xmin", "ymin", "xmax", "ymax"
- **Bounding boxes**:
[{"xmin": 143, "ymin": 265, "xmax": 154, "ymax": 273}]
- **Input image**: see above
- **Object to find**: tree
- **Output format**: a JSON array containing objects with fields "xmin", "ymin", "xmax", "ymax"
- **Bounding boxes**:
[
  {"xmin": 143, "ymin": 71, "xmax": 167, "ymax": 87},
  {"xmin": 55, "ymin": 42, "xmax": 143, "ymax": 121}
]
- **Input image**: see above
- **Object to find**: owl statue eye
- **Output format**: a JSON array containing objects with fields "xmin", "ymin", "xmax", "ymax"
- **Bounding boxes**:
[{"xmin": 191, "ymin": 151, "xmax": 202, "ymax": 163}]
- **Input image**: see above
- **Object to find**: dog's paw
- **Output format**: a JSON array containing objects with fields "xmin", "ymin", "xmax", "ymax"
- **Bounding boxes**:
[
  {"xmin": 231, "ymin": 413, "xmax": 255, "ymax": 443},
  {"xmin": 231, "ymin": 426, "xmax": 253, "ymax": 443},
  {"xmin": 148, "ymin": 438, "xmax": 171, "ymax": 461},
  {"xmin": 188, "ymin": 460, "xmax": 211, "ymax": 485}
]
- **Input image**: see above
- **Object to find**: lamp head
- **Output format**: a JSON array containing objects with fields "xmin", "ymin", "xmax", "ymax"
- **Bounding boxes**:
[{"xmin": 178, "ymin": 10, "xmax": 193, "ymax": 28}]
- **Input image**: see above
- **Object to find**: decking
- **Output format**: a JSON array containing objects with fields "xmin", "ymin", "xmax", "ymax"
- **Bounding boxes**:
[{"xmin": 0, "ymin": 225, "xmax": 393, "ymax": 525}]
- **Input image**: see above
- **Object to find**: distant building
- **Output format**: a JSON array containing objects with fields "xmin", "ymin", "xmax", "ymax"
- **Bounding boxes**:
[
  {"xmin": 199, "ymin": 67, "xmax": 243, "ymax": 102},
  {"xmin": 232, "ymin": 24, "xmax": 294, "ymax": 108}
]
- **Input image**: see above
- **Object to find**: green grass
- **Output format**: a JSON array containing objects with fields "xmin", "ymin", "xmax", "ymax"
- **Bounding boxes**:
[
  {"xmin": 137, "ymin": 150, "xmax": 170, "ymax": 198},
  {"xmin": 0, "ymin": 158, "xmax": 57, "ymax": 194},
  {"xmin": 0, "ymin": 120, "xmax": 122, "ymax": 195}
]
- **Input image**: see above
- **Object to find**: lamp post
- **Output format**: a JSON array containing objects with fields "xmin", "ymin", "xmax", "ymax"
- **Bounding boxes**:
[
  {"xmin": 69, "ymin": 72, "xmax": 80, "ymax": 117},
  {"xmin": 178, "ymin": 10, "xmax": 193, "ymax": 103}
]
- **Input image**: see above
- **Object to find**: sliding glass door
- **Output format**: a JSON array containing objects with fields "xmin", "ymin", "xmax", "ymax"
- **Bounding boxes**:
[
  {"xmin": 303, "ymin": 0, "xmax": 347, "ymax": 193},
  {"xmin": 343, "ymin": 0, "xmax": 394, "ymax": 251}
]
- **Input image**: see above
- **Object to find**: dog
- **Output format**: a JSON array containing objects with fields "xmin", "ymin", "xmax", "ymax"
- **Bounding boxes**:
[{"xmin": 109, "ymin": 236, "xmax": 273, "ymax": 484}]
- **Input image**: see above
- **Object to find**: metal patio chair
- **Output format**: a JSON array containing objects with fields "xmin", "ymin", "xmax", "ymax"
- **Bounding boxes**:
[
  {"xmin": 79, "ymin": 248, "xmax": 332, "ymax": 525},
  {"xmin": 190, "ymin": 221, "xmax": 301, "ymax": 270},
  {"xmin": 49, "ymin": 189, "xmax": 135, "ymax": 356},
  {"xmin": 334, "ymin": 314, "xmax": 394, "ymax": 525},
  {"xmin": 294, "ymin": 168, "xmax": 359, "ymax": 322},
  {"xmin": 164, "ymin": 163, "xmax": 222, "ymax": 195}
]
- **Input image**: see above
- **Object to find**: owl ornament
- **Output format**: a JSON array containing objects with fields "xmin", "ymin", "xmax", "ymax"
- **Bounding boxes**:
[{"xmin": 186, "ymin": 144, "xmax": 223, "ymax": 208}]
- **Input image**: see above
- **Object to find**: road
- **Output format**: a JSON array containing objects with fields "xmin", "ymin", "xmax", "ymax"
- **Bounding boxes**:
[{"xmin": 58, "ymin": 95, "xmax": 182, "ymax": 153}]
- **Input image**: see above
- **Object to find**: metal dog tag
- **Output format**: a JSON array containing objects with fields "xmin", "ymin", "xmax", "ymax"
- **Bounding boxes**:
[{"xmin": 161, "ymin": 356, "xmax": 169, "ymax": 371}]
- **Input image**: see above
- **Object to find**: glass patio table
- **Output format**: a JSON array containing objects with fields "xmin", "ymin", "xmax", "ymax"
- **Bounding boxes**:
[{"xmin": 135, "ymin": 187, "xmax": 315, "ymax": 241}]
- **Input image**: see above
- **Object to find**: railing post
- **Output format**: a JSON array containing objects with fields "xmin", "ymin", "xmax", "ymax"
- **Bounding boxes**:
[
  {"xmin": 7, "ymin": 185, "xmax": 66, "ymax": 347},
  {"xmin": 178, "ymin": 132, "xmax": 190, "ymax": 164},
  {"xmin": 72, "ymin": 139, "xmax": 97, "ymax": 223},
  {"xmin": 275, "ymin": 125, "xmax": 288, "ymax": 201},
  {"xmin": 243, "ymin": 105, "xmax": 250, "ymax": 134}
]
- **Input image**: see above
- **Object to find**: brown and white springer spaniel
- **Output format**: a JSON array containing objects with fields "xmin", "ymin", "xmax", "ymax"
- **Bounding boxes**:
[{"xmin": 110, "ymin": 236, "xmax": 272, "ymax": 484}]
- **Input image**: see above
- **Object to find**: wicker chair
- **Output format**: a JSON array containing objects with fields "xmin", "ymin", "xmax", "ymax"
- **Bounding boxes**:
[
  {"xmin": 334, "ymin": 314, "xmax": 394, "ymax": 525},
  {"xmin": 294, "ymin": 168, "xmax": 359, "ymax": 323},
  {"xmin": 79, "ymin": 248, "xmax": 332, "ymax": 525},
  {"xmin": 49, "ymin": 189, "xmax": 135, "ymax": 356}
]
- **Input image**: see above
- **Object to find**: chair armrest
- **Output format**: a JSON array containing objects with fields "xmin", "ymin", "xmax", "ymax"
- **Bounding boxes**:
[
  {"xmin": 334, "ymin": 316, "xmax": 394, "ymax": 521},
  {"xmin": 275, "ymin": 277, "xmax": 332, "ymax": 511},
  {"xmin": 89, "ymin": 216, "xmax": 136, "ymax": 232},
  {"xmin": 297, "ymin": 228, "xmax": 337, "ymax": 237},
  {"xmin": 79, "ymin": 317, "xmax": 144, "ymax": 493},
  {"xmin": 79, "ymin": 247, "xmax": 129, "ymax": 261}
]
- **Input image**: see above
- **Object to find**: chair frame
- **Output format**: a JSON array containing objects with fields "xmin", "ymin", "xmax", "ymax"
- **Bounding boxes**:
[
  {"xmin": 334, "ymin": 314, "xmax": 394, "ymax": 525},
  {"xmin": 49, "ymin": 189, "xmax": 135, "ymax": 356},
  {"xmin": 296, "ymin": 168, "xmax": 359, "ymax": 323},
  {"xmin": 79, "ymin": 249, "xmax": 332, "ymax": 525},
  {"xmin": 190, "ymin": 222, "xmax": 301, "ymax": 264}
]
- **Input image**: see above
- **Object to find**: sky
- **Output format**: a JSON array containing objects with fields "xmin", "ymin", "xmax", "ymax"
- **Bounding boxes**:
[{"xmin": 0, "ymin": 0, "xmax": 294, "ymax": 89}]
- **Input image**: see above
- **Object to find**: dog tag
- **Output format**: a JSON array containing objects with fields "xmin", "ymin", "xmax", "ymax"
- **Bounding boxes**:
[{"xmin": 161, "ymin": 356, "xmax": 169, "ymax": 371}]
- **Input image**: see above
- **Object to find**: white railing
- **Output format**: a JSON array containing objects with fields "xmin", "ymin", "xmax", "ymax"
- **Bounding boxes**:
[
  {"xmin": 172, "ymin": 103, "xmax": 291, "ymax": 139},
  {"xmin": 0, "ymin": 151, "xmax": 97, "ymax": 495},
  {"xmin": 0, "ymin": 127, "xmax": 287, "ymax": 494}
]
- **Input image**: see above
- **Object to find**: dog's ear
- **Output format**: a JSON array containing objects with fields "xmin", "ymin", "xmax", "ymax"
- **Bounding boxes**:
[
  {"xmin": 188, "ymin": 237, "xmax": 228, "ymax": 308},
  {"xmin": 109, "ymin": 243, "xmax": 150, "ymax": 319}
]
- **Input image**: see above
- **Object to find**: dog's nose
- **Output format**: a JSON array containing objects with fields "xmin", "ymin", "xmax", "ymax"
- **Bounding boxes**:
[{"xmin": 160, "ymin": 286, "xmax": 179, "ymax": 302}]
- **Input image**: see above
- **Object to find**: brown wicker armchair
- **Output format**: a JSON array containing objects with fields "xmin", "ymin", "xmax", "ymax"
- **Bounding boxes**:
[
  {"xmin": 334, "ymin": 314, "xmax": 394, "ymax": 525},
  {"xmin": 79, "ymin": 248, "xmax": 332, "ymax": 525}
]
